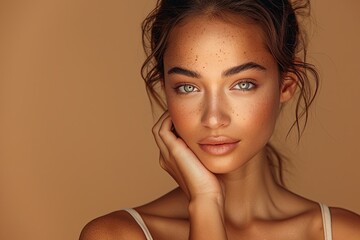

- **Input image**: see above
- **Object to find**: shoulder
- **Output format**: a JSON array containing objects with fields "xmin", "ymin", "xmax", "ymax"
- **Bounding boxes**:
[
  {"xmin": 79, "ymin": 210, "xmax": 146, "ymax": 240},
  {"xmin": 331, "ymin": 207, "xmax": 360, "ymax": 239},
  {"xmin": 79, "ymin": 188, "xmax": 188, "ymax": 240}
]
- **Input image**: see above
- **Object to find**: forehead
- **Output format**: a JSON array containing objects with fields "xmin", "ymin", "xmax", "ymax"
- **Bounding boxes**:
[{"xmin": 164, "ymin": 14, "xmax": 271, "ymax": 67}]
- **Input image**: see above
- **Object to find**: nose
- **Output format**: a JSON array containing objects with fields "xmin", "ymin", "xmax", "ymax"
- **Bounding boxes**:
[{"xmin": 201, "ymin": 91, "xmax": 231, "ymax": 129}]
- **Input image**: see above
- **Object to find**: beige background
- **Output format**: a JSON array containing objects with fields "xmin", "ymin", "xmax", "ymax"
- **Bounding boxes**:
[{"xmin": 0, "ymin": 0, "xmax": 359, "ymax": 239}]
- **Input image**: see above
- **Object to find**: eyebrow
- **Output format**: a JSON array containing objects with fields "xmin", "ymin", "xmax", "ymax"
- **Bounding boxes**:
[
  {"xmin": 222, "ymin": 62, "xmax": 266, "ymax": 77},
  {"xmin": 167, "ymin": 67, "xmax": 200, "ymax": 78},
  {"xmin": 167, "ymin": 62, "xmax": 266, "ymax": 78}
]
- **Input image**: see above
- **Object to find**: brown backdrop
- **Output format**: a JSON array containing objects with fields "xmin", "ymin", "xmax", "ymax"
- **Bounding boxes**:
[{"xmin": 0, "ymin": 1, "xmax": 359, "ymax": 239}]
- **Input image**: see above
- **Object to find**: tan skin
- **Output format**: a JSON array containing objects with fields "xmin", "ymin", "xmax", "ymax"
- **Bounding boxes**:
[{"xmin": 80, "ymin": 15, "xmax": 360, "ymax": 240}]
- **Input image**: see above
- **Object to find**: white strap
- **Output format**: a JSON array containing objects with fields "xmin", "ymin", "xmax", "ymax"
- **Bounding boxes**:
[
  {"xmin": 319, "ymin": 203, "xmax": 333, "ymax": 240},
  {"xmin": 123, "ymin": 208, "xmax": 154, "ymax": 240},
  {"xmin": 125, "ymin": 205, "xmax": 333, "ymax": 240}
]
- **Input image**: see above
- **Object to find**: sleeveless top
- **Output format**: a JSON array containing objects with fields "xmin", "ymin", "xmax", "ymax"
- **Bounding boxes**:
[{"xmin": 123, "ymin": 203, "xmax": 332, "ymax": 240}]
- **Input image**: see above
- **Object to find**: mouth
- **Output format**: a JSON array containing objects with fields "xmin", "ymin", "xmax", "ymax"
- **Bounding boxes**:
[{"xmin": 198, "ymin": 136, "xmax": 240, "ymax": 156}]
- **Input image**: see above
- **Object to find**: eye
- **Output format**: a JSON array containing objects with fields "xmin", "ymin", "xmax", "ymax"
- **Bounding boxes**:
[
  {"xmin": 176, "ymin": 84, "xmax": 199, "ymax": 94},
  {"xmin": 232, "ymin": 81, "xmax": 256, "ymax": 91}
]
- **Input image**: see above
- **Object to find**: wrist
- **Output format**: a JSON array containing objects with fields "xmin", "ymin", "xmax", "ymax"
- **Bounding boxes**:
[
  {"xmin": 190, "ymin": 192, "xmax": 224, "ymax": 205},
  {"xmin": 188, "ymin": 194, "xmax": 225, "ymax": 215},
  {"xmin": 188, "ymin": 194, "xmax": 227, "ymax": 239}
]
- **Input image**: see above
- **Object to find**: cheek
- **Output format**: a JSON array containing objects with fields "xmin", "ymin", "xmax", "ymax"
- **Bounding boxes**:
[
  {"xmin": 234, "ymin": 93, "xmax": 280, "ymax": 136},
  {"xmin": 232, "ymin": 91, "xmax": 280, "ymax": 133},
  {"xmin": 167, "ymin": 98, "xmax": 199, "ymax": 135},
  {"xmin": 255, "ymin": 103, "xmax": 277, "ymax": 134}
]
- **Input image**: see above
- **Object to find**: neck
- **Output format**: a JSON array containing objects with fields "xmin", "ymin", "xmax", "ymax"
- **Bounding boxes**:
[{"xmin": 217, "ymin": 150, "xmax": 286, "ymax": 225}]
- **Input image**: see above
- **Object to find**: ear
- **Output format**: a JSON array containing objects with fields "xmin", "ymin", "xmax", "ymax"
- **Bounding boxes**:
[{"xmin": 280, "ymin": 72, "xmax": 298, "ymax": 103}]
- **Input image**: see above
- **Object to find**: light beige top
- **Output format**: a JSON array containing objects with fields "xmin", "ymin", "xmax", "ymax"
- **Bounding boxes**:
[{"xmin": 124, "ymin": 203, "xmax": 332, "ymax": 240}]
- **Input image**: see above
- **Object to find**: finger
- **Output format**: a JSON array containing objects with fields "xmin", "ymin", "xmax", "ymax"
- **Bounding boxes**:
[
  {"xmin": 152, "ymin": 111, "xmax": 169, "ymax": 134},
  {"xmin": 158, "ymin": 118, "xmax": 211, "ymax": 185},
  {"xmin": 158, "ymin": 153, "xmax": 167, "ymax": 170},
  {"xmin": 158, "ymin": 115, "xmax": 186, "ymax": 153},
  {"xmin": 159, "ymin": 153, "xmax": 191, "ymax": 198},
  {"xmin": 152, "ymin": 111, "xmax": 170, "ymax": 158}
]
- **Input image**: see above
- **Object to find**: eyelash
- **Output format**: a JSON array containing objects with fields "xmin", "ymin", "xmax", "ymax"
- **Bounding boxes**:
[
  {"xmin": 174, "ymin": 84, "xmax": 199, "ymax": 94},
  {"xmin": 231, "ymin": 81, "xmax": 257, "ymax": 91},
  {"xmin": 174, "ymin": 80, "xmax": 256, "ymax": 94}
]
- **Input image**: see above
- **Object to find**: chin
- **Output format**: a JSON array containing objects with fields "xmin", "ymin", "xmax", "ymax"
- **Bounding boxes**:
[{"xmin": 196, "ymin": 153, "xmax": 248, "ymax": 174}]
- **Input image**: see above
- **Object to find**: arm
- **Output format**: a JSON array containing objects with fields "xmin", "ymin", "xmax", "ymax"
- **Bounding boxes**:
[
  {"xmin": 153, "ymin": 111, "xmax": 228, "ymax": 240},
  {"xmin": 188, "ymin": 196, "xmax": 227, "ymax": 240},
  {"xmin": 332, "ymin": 207, "xmax": 360, "ymax": 240},
  {"xmin": 79, "ymin": 211, "xmax": 147, "ymax": 240}
]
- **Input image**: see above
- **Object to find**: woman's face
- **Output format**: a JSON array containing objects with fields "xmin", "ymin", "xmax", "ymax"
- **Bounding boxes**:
[{"xmin": 163, "ymin": 15, "xmax": 290, "ymax": 174}]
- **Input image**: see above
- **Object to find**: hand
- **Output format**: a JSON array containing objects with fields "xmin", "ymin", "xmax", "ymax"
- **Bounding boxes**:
[{"xmin": 152, "ymin": 111, "xmax": 224, "ymax": 202}]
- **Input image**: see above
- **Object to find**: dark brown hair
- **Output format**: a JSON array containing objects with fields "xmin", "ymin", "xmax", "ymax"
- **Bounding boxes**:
[{"xmin": 141, "ymin": 0, "xmax": 319, "ymax": 185}]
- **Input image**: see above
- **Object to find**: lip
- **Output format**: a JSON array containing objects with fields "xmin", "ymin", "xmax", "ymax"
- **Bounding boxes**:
[{"xmin": 198, "ymin": 136, "xmax": 240, "ymax": 155}]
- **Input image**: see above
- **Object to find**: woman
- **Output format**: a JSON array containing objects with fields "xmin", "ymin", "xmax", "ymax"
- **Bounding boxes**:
[{"xmin": 80, "ymin": 0, "xmax": 360, "ymax": 239}]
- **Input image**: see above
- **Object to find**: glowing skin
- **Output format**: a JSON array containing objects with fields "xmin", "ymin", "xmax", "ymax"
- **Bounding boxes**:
[
  {"xmin": 164, "ymin": 15, "xmax": 286, "ymax": 174},
  {"xmin": 79, "ymin": 10, "xmax": 360, "ymax": 240}
]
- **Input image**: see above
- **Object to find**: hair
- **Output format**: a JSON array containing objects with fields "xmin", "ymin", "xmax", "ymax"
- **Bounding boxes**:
[{"xmin": 141, "ymin": 0, "xmax": 319, "ymax": 186}]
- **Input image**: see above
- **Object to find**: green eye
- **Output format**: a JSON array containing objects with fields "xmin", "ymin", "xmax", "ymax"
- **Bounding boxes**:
[
  {"xmin": 177, "ymin": 84, "xmax": 198, "ymax": 93},
  {"xmin": 233, "ymin": 81, "xmax": 256, "ymax": 91}
]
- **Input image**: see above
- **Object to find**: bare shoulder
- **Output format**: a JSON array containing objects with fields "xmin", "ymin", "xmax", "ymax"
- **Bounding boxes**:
[
  {"xmin": 79, "ymin": 210, "xmax": 147, "ymax": 240},
  {"xmin": 331, "ymin": 207, "xmax": 360, "ymax": 239},
  {"xmin": 79, "ymin": 188, "xmax": 187, "ymax": 240}
]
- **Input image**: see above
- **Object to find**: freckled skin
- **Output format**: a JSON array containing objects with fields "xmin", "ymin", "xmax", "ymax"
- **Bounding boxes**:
[
  {"xmin": 164, "ymin": 15, "xmax": 282, "ymax": 174},
  {"xmin": 80, "ymin": 12, "xmax": 360, "ymax": 240}
]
